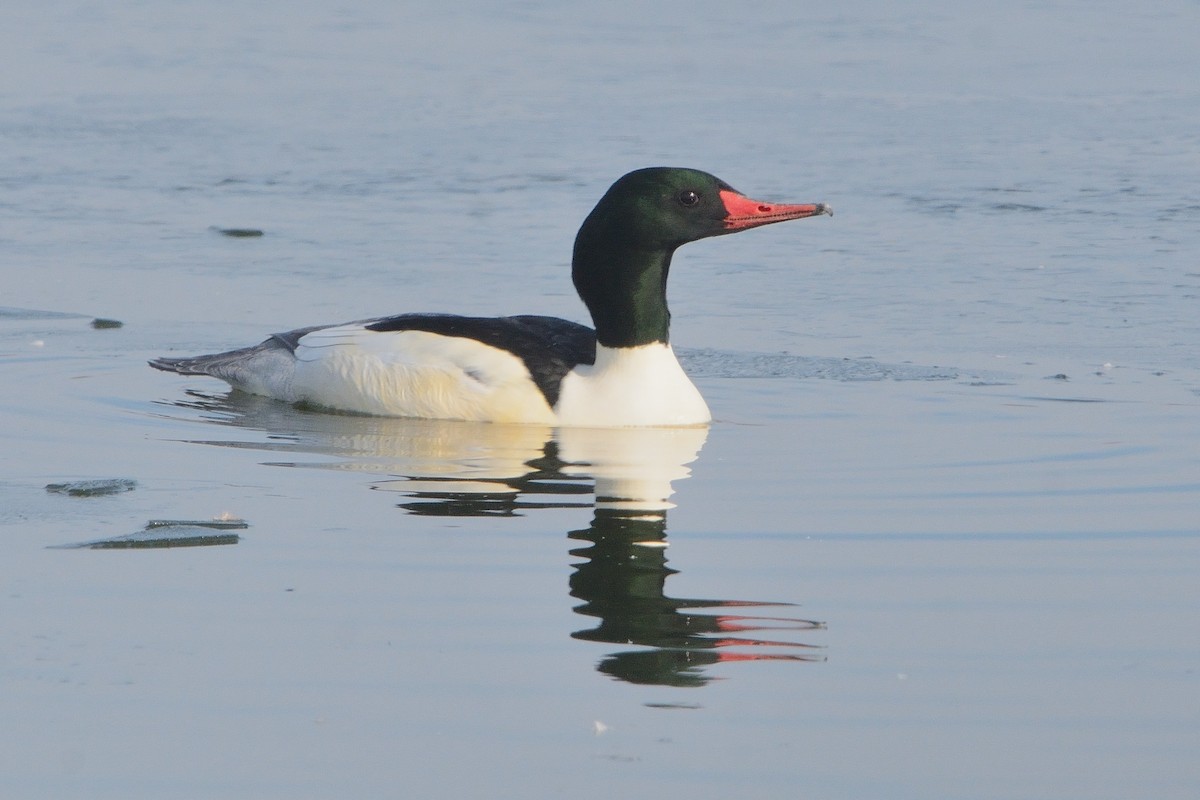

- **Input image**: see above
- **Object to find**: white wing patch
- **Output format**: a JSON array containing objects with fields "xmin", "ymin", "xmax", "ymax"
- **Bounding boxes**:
[{"xmin": 288, "ymin": 325, "xmax": 556, "ymax": 422}]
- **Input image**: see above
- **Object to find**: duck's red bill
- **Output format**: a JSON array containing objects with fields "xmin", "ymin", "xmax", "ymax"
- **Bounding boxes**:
[{"xmin": 720, "ymin": 189, "xmax": 832, "ymax": 231}]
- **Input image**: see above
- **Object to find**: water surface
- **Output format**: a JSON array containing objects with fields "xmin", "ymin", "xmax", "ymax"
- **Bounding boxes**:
[{"xmin": 2, "ymin": 2, "xmax": 1199, "ymax": 799}]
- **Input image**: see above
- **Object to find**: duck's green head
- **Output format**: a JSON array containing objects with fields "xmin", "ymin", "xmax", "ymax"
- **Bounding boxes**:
[{"xmin": 573, "ymin": 167, "xmax": 830, "ymax": 348}]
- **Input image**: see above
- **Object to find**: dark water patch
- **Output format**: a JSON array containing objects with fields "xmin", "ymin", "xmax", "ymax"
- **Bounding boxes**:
[
  {"xmin": 905, "ymin": 194, "xmax": 966, "ymax": 215},
  {"xmin": 1158, "ymin": 203, "xmax": 1200, "ymax": 220},
  {"xmin": 989, "ymin": 202, "xmax": 1048, "ymax": 213},
  {"xmin": 211, "ymin": 226, "xmax": 265, "ymax": 238},
  {"xmin": 1017, "ymin": 395, "xmax": 1108, "ymax": 403}
]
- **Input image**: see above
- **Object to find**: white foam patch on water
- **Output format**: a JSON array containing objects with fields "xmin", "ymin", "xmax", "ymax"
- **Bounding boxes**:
[{"xmin": 680, "ymin": 347, "xmax": 987, "ymax": 383}]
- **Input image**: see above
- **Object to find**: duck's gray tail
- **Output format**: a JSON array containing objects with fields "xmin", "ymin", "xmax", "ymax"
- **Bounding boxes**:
[
  {"xmin": 149, "ymin": 327, "xmax": 322, "ymax": 398},
  {"xmin": 149, "ymin": 343, "xmax": 269, "ymax": 377}
]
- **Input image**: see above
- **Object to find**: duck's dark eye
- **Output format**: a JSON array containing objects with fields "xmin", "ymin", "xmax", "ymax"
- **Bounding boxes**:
[{"xmin": 677, "ymin": 189, "xmax": 701, "ymax": 207}]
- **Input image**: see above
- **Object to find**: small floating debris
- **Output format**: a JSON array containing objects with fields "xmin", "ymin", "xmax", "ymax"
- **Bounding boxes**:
[
  {"xmin": 51, "ymin": 518, "xmax": 247, "ymax": 550},
  {"xmin": 91, "ymin": 317, "xmax": 124, "ymax": 329},
  {"xmin": 45, "ymin": 478, "xmax": 137, "ymax": 497},
  {"xmin": 211, "ymin": 226, "xmax": 264, "ymax": 238},
  {"xmin": 145, "ymin": 518, "xmax": 247, "ymax": 530}
]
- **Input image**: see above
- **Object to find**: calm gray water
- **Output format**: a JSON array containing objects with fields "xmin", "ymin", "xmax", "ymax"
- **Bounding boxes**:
[{"xmin": 3, "ymin": 2, "xmax": 1198, "ymax": 798}]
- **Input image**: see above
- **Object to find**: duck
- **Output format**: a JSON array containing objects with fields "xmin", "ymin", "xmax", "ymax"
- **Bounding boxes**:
[{"xmin": 151, "ymin": 167, "xmax": 830, "ymax": 427}]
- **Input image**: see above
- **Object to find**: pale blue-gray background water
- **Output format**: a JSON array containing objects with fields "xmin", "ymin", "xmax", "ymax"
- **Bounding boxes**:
[{"xmin": 2, "ymin": 2, "xmax": 1198, "ymax": 798}]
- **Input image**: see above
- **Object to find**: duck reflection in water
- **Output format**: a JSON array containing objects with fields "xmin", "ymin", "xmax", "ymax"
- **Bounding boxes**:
[
  {"xmin": 569, "ymin": 507, "xmax": 823, "ymax": 687},
  {"xmin": 161, "ymin": 392, "xmax": 824, "ymax": 686}
]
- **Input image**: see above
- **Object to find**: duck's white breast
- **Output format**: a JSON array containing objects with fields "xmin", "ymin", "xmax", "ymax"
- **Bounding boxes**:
[{"xmin": 555, "ymin": 343, "xmax": 711, "ymax": 427}]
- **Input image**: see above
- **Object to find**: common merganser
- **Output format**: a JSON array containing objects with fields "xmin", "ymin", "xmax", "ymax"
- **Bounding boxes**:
[{"xmin": 151, "ymin": 167, "xmax": 830, "ymax": 426}]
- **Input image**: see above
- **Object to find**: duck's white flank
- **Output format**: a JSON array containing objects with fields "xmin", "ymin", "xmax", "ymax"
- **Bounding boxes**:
[
  {"xmin": 248, "ymin": 325, "xmax": 557, "ymax": 423},
  {"xmin": 555, "ymin": 343, "xmax": 711, "ymax": 427}
]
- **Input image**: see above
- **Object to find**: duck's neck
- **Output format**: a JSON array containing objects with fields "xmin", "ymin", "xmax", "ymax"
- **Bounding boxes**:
[{"xmin": 572, "ymin": 235, "xmax": 676, "ymax": 349}]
